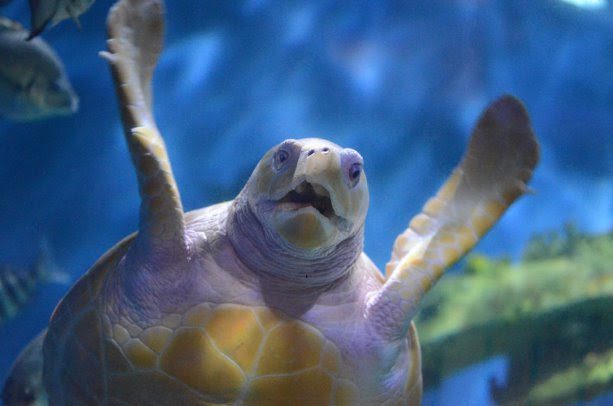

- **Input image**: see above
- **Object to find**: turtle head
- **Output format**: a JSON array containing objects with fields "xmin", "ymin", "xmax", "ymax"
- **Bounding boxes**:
[{"xmin": 242, "ymin": 138, "xmax": 369, "ymax": 251}]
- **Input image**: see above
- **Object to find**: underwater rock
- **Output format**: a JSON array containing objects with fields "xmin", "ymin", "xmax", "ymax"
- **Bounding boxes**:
[{"xmin": 0, "ymin": 18, "xmax": 78, "ymax": 121}]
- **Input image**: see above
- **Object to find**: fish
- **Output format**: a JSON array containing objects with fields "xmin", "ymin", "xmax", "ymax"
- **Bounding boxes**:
[
  {"xmin": 0, "ymin": 240, "xmax": 69, "ymax": 325},
  {"xmin": 0, "ymin": 18, "xmax": 78, "ymax": 121},
  {"xmin": 28, "ymin": 0, "xmax": 96, "ymax": 39}
]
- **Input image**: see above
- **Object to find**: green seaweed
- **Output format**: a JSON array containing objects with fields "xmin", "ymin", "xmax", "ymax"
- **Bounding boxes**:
[
  {"xmin": 415, "ymin": 226, "xmax": 613, "ymax": 403},
  {"xmin": 525, "ymin": 349, "xmax": 613, "ymax": 405}
]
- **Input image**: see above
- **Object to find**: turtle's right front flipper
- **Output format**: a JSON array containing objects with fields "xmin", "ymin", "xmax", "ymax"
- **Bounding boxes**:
[
  {"xmin": 367, "ymin": 96, "xmax": 539, "ymax": 341},
  {"xmin": 100, "ymin": 0, "xmax": 186, "ymax": 255}
]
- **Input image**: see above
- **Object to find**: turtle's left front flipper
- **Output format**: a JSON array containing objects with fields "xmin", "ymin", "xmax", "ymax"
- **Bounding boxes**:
[
  {"xmin": 100, "ymin": 0, "xmax": 186, "ymax": 254},
  {"xmin": 367, "ymin": 96, "xmax": 539, "ymax": 340}
]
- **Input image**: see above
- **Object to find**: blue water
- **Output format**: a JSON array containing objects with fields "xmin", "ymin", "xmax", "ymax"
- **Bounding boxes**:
[{"xmin": 0, "ymin": 0, "xmax": 611, "ymax": 404}]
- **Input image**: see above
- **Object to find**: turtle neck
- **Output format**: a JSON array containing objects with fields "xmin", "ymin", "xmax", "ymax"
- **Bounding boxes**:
[{"xmin": 226, "ymin": 194, "xmax": 364, "ymax": 294}]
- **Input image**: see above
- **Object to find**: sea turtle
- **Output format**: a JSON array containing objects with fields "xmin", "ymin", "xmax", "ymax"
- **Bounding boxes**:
[{"xmin": 7, "ymin": 0, "xmax": 539, "ymax": 404}]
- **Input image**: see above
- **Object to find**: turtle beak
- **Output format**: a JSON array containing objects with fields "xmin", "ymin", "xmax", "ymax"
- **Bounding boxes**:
[
  {"xmin": 277, "ymin": 148, "xmax": 351, "ymax": 229},
  {"xmin": 259, "ymin": 142, "xmax": 369, "ymax": 250},
  {"xmin": 277, "ymin": 181, "xmax": 337, "ymax": 220}
]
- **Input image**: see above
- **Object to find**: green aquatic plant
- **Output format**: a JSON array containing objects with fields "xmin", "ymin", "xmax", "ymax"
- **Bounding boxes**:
[
  {"xmin": 525, "ymin": 349, "xmax": 613, "ymax": 405},
  {"xmin": 522, "ymin": 222, "xmax": 597, "ymax": 261},
  {"xmin": 415, "ymin": 227, "xmax": 613, "ymax": 403}
]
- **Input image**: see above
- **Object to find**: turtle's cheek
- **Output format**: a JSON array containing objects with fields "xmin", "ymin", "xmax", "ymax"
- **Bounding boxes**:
[{"xmin": 272, "ymin": 209, "xmax": 338, "ymax": 250}]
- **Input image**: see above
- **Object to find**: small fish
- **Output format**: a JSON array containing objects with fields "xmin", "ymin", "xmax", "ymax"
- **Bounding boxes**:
[
  {"xmin": 0, "ymin": 18, "xmax": 78, "ymax": 121},
  {"xmin": 28, "ymin": 0, "xmax": 95, "ymax": 39},
  {"xmin": 0, "ymin": 240, "xmax": 69, "ymax": 325}
]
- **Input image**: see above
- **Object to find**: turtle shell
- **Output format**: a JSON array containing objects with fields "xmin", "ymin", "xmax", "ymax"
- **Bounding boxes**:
[{"xmin": 42, "ymin": 207, "xmax": 422, "ymax": 405}]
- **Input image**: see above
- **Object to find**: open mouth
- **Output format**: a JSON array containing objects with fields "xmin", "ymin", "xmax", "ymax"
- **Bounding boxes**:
[{"xmin": 277, "ymin": 181, "xmax": 336, "ymax": 219}]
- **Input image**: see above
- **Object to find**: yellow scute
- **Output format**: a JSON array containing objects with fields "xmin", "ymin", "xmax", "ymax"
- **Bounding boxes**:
[
  {"xmin": 160, "ymin": 327, "xmax": 245, "ymax": 402},
  {"xmin": 253, "ymin": 306, "xmax": 284, "ymax": 330},
  {"xmin": 256, "ymin": 320, "xmax": 325, "ymax": 375},
  {"xmin": 471, "ymin": 211, "xmax": 493, "ymax": 235},
  {"xmin": 335, "ymin": 380, "xmax": 360, "ymax": 405},
  {"xmin": 320, "ymin": 342, "xmax": 342, "ymax": 374},
  {"xmin": 182, "ymin": 303, "xmax": 212, "ymax": 327},
  {"xmin": 483, "ymin": 200, "xmax": 506, "ymax": 219},
  {"xmin": 124, "ymin": 338, "xmax": 157, "ymax": 369},
  {"xmin": 205, "ymin": 306, "xmax": 264, "ymax": 372},
  {"xmin": 121, "ymin": 304, "xmax": 343, "ymax": 403},
  {"xmin": 139, "ymin": 325, "xmax": 173, "ymax": 353},
  {"xmin": 245, "ymin": 369, "xmax": 332, "ymax": 405},
  {"xmin": 409, "ymin": 213, "xmax": 432, "ymax": 235}
]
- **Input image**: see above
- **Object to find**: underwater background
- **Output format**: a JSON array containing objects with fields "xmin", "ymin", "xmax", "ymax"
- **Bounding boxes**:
[{"xmin": 0, "ymin": 0, "xmax": 611, "ymax": 404}]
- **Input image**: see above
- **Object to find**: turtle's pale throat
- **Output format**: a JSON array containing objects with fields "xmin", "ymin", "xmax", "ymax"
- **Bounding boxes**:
[
  {"xmin": 228, "ymin": 195, "xmax": 364, "ymax": 293},
  {"xmin": 277, "ymin": 181, "xmax": 336, "ymax": 218}
]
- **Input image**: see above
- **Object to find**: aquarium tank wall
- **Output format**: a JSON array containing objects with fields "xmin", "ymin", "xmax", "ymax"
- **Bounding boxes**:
[{"xmin": 0, "ymin": 0, "xmax": 611, "ymax": 404}]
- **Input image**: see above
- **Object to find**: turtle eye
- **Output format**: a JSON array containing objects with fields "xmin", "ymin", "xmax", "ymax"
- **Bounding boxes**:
[
  {"xmin": 348, "ymin": 162, "xmax": 362, "ymax": 187},
  {"xmin": 273, "ymin": 148, "xmax": 291, "ymax": 171},
  {"xmin": 341, "ymin": 148, "xmax": 364, "ymax": 189}
]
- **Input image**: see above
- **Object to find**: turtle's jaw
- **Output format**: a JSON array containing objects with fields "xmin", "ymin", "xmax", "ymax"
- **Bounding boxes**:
[
  {"xmin": 270, "ymin": 181, "xmax": 349, "ymax": 249},
  {"xmin": 277, "ymin": 181, "xmax": 336, "ymax": 218}
]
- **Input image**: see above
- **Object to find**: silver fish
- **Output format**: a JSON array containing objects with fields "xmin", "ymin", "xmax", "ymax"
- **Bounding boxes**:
[
  {"xmin": 28, "ymin": 0, "xmax": 95, "ymax": 38},
  {"xmin": 0, "ymin": 240, "xmax": 69, "ymax": 324},
  {"xmin": 0, "ymin": 18, "xmax": 78, "ymax": 121}
]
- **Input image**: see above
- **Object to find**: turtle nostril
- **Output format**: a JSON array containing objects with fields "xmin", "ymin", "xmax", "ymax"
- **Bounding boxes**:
[{"xmin": 307, "ymin": 147, "xmax": 330, "ymax": 156}]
